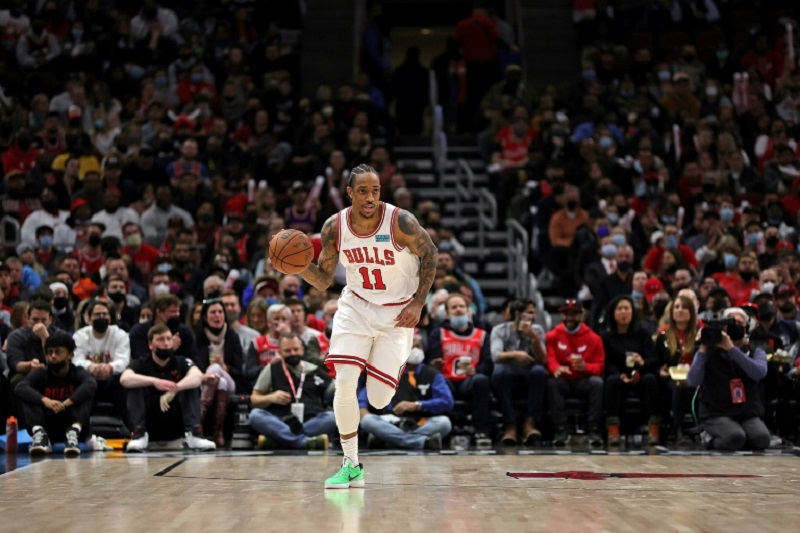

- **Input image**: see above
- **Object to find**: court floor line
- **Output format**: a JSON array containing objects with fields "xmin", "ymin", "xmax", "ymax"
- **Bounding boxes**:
[{"xmin": 154, "ymin": 473, "xmax": 794, "ymax": 495}]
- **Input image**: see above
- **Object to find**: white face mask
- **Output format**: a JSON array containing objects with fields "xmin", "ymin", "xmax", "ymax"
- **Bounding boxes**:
[
  {"xmin": 153, "ymin": 283, "xmax": 170, "ymax": 296},
  {"xmin": 760, "ymin": 281, "xmax": 776, "ymax": 295},
  {"xmin": 407, "ymin": 348, "xmax": 425, "ymax": 365},
  {"xmin": 435, "ymin": 304, "xmax": 447, "ymax": 321}
]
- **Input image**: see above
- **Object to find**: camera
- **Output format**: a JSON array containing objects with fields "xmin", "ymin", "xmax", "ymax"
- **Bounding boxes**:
[{"xmin": 700, "ymin": 318, "xmax": 736, "ymax": 346}]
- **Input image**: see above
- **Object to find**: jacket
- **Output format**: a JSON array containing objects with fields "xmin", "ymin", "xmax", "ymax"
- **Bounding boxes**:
[{"xmin": 545, "ymin": 323, "xmax": 605, "ymax": 379}]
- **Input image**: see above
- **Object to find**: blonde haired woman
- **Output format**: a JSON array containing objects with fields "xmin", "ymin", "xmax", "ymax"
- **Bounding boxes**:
[{"xmin": 655, "ymin": 295, "xmax": 700, "ymax": 441}]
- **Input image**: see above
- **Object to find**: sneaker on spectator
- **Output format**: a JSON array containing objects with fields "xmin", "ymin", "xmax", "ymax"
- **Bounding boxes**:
[
  {"xmin": 552, "ymin": 427, "xmax": 570, "ymax": 447},
  {"xmin": 184, "ymin": 431, "xmax": 216, "ymax": 451},
  {"xmin": 126, "ymin": 429, "xmax": 149, "ymax": 453},
  {"xmin": 699, "ymin": 430, "xmax": 714, "ymax": 450},
  {"xmin": 588, "ymin": 427, "xmax": 604, "ymax": 448},
  {"xmin": 501, "ymin": 423, "xmax": 518, "ymax": 446},
  {"xmin": 522, "ymin": 419, "xmax": 541, "ymax": 447},
  {"xmin": 424, "ymin": 433, "xmax": 442, "ymax": 450},
  {"xmin": 64, "ymin": 427, "xmax": 81, "ymax": 457},
  {"xmin": 257, "ymin": 435, "xmax": 274, "ymax": 450},
  {"xmin": 29, "ymin": 427, "xmax": 52, "ymax": 456},
  {"xmin": 306, "ymin": 434, "xmax": 329, "ymax": 450},
  {"xmin": 474, "ymin": 433, "xmax": 492, "ymax": 448}
]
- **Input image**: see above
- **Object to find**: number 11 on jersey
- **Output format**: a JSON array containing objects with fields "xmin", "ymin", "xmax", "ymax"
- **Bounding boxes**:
[{"xmin": 359, "ymin": 267, "xmax": 386, "ymax": 290}]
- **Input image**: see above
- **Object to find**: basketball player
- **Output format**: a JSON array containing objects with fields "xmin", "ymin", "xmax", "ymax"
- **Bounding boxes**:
[{"xmin": 281, "ymin": 164, "xmax": 437, "ymax": 489}]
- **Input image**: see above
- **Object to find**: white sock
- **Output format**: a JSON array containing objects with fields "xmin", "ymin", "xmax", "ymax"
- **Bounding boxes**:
[
  {"xmin": 71, "ymin": 423, "xmax": 81, "ymax": 432},
  {"xmin": 341, "ymin": 436, "xmax": 359, "ymax": 467},
  {"xmin": 32, "ymin": 425, "xmax": 44, "ymax": 434}
]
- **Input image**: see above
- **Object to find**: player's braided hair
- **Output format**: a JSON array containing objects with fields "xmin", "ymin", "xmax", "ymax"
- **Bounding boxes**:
[{"xmin": 348, "ymin": 163, "xmax": 378, "ymax": 187}]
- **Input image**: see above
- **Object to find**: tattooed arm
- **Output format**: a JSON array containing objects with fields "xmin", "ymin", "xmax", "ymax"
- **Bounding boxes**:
[
  {"xmin": 299, "ymin": 215, "xmax": 339, "ymax": 291},
  {"xmin": 393, "ymin": 209, "xmax": 438, "ymax": 328}
]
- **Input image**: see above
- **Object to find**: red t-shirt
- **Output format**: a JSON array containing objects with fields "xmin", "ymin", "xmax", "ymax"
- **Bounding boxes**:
[
  {"xmin": 495, "ymin": 126, "xmax": 535, "ymax": 166},
  {"xmin": 122, "ymin": 243, "xmax": 160, "ymax": 282},
  {"xmin": 712, "ymin": 272, "xmax": 759, "ymax": 306}
]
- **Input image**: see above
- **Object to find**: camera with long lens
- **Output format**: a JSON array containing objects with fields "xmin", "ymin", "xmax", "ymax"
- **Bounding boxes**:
[{"xmin": 700, "ymin": 318, "xmax": 736, "ymax": 346}]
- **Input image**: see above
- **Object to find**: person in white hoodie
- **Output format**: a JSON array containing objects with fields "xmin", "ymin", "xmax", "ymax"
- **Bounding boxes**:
[{"xmin": 73, "ymin": 299, "xmax": 131, "ymax": 423}]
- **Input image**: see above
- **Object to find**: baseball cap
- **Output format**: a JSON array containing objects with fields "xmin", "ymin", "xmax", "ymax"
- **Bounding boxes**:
[
  {"xmin": 104, "ymin": 156, "xmax": 121, "ymax": 169},
  {"xmin": 291, "ymin": 180, "xmax": 306, "ymax": 192},
  {"xmin": 558, "ymin": 299, "xmax": 584, "ymax": 313},
  {"xmin": 774, "ymin": 283, "xmax": 794, "ymax": 298},
  {"xmin": 644, "ymin": 277, "xmax": 665, "ymax": 303},
  {"xmin": 70, "ymin": 197, "xmax": 88, "ymax": 211},
  {"xmin": 255, "ymin": 277, "xmax": 279, "ymax": 294},
  {"xmin": 673, "ymin": 71, "xmax": 690, "ymax": 82},
  {"xmin": 16, "ymin": 243, "xmax": 34, "ymax": 255}
]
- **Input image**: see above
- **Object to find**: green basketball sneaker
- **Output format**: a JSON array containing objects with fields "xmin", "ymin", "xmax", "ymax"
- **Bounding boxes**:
[{"xmin": 324, "ymin": 459, "xmax": 365, "ymax": 489}]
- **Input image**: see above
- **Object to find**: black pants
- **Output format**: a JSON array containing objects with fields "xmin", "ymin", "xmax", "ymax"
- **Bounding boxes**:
[
  {"xmin": 665, "ymin": 379, "xmax": 696, "ymax": 430},
  {"xmin": 605, "ymin": 373, "xmax": 660, "ymax": 420},
  {"xmin": 452, "ymin": 374, "xmax": 492, "ymax": 434},
  {"xmin": 94, "ymin": 374, "xmax": 129, "ymax": 425},
  {"xmin": 703, "ymin": 416, "xmax": 770, "ymax": 451},
  {"xmin": 548, "ymin": 376, "xmax": 604, "ymax": 428},
  {"xmin": 492, "ymin": 364, "xmax": 548, "ymax": 424},
  {"xmin": 127, "ymin": 386, "xmax": 201, "ymax": 440},
  {"xmin": 21, "ymin": 398, "xmax": 92, "ymax": 441}
]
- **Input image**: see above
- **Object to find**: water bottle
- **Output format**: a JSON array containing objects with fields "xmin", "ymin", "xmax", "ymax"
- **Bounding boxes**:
[{"xmin": 5, "ymin": 417, "xmax": 18, "ymax": 454}]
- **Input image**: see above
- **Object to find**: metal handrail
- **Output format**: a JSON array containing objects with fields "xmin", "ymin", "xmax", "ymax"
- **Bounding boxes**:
[
  {"xmin": 506, "ymin": 219, "xmax": 529, "ymax": 299},
  {"xmin": 477, "ymin": 188, "xmax": 497, "ymax": 252}
]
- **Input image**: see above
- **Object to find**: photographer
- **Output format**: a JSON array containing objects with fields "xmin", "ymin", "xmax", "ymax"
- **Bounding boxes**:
[{"xmin": 687, "ymin": 307, "xmax": 770, "ymax": 451}]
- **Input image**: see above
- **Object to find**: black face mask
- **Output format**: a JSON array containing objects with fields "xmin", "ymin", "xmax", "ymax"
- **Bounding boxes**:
[
  {"xmin": 712, "ymin": 298, "xmax": 727, "ymax": 312},
  {"xmin": 283, "ymin": 355, "xmax": 302, "ymax": 367},
  {"xmin": 616, "ymin": 261, "xmax": 632, "ymax": 273},
  {"xmin": 566, "ymin": 200, "xmax": 578, "ymax": 210},
  {"xmin": 206, "ymin": 290, "xmax": 221, "ymax": 300},
  {"xmin": 727, "ymin": 323, "xmax": 746, "ymax": 341},
  {"xmin": 766, "ymin": 235, "xmax": 779, "ymax": 248},
  {"xmin": 154, "ymin": 348, "xmax": 174, "ymax": 361},
  {"xmin": 739, "ymin": 271, "xmax": 756, "ymax": 282},
  {"xmin": 206, "ymin": 324, "xmax": 224, "ymax": 336},
  {"xmin": 108, "ymin": 291, "xmax": 126, "ymax": 303},
  {"xmin": 759, "ymin": 306, "xmax": 775, "ymax": 321},
  {"xmin": 283, "ymin": 289, "xmax": 296, "ymax": 300},
  {"xmin": 779, "ymin": 302, "xmax": 795, "ymax": 313},
  {"xmin": 92, "ymin": 318, "xmax": 109, "ymax": 333},
  {"xmin": 166, "ymin": 316, "xmax": 181, "ymax": 332},
  {"xmin": 42, "ymin": 198, "xmax": 59, "ymax": 213},
  {"xmin": 53, "ymin": 296, "xmax": 69, "ymax": 310},
  {"xmin": 48, "ymin": 360, "xmax": 68, "ymax": 373},
  {"xmin": 88, "ymin": 233, "xmax": 102, "ymax": 247}
]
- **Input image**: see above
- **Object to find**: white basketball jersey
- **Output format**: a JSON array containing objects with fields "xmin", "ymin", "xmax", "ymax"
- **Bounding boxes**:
[{"xmin": 337, "ymin": 202, "xmax": 420, "ymax": 305}]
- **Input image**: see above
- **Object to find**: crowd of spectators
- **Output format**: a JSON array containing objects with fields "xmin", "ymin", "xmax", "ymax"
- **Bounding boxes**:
[{"xmin": 1, "ymin": 0, "xmax": 799, "ymax": 454}]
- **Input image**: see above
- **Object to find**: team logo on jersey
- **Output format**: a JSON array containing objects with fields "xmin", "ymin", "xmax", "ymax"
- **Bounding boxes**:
[{"xmin": 375, "ymin": 234, "xmax": 390, "ymax": 242}]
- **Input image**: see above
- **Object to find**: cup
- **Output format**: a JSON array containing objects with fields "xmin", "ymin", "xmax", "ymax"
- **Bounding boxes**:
[
  {"xmin": 570, "ymin": 353, "xmax": 582, "ymax": 370},
  {"xmin": 457, "ymin": 356, "xmax": 472, "ymax": 373},
  {"xmin": 625, "ymin": 352, "xmax": 636, "ymax": 368}
]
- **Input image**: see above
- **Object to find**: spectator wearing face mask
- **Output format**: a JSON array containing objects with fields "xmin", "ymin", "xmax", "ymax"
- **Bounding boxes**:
[
  {"xmin": 102, "ymin": 274, "xmax": 138, "ymax": 332},
  {"xmin": 549, "ymin": 187, "xmax": 589, "ymax": 295},
  {"xmin": 49, "ymin": 281, "xmax": 75, "ymax": 334},
  {"xmin": 15, "ymin": 333, "xmax": 96, "ymax": 456},
  {"xmin": 121, "ymin": 324, "xmax": 215, "ymax": 453},
  {"xmin": 712, "ymin": 251, "xmax": 760, "ymax": 306},
  {"xmin": 245, "ymin": 303, "xmax": 292, "ymax": 389},
  {"xmin": 358, "ymin": 339, "xmax": 454, "ymax": 450},
  {"xmin": 643, "ymin": 224, "xmax": 698, "ymax": 275},
  {"xmin": 72, "ymin": 299, "xmax": 130, "ymax": 423},
  {"xmin": 128, "ymin": 294, "xmax": 195, "ymax": 362},
  {"xmin": 427, "ymin": 293, "xmax": 493, "ymax": 447},
  {"xmin": 590, "ymin": 245, "xmax": 635, "ymax": 329},
  {"xmin": 121, "ymin": 222, "xmax": 159, "ymax": 284},
  {"xmin": 688, "ymin": 307, "xmax": 770, "ymax": 451}
]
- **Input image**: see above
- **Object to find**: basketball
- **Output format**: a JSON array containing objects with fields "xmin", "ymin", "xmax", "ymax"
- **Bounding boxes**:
[{"xmin": 269, "ymin": 229, "xmax": 315, "ymax": 275}]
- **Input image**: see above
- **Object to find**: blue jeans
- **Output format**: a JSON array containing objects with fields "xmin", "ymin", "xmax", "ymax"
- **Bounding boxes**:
[
  {"xmin": 492, "ymin": 364, "xmax": 548, "ymax": 424},
  {"xmin": 360, "ymin": 414, "xmax": 452, "ymax": 450},
  {"xmin": 249, "ymin": 408, "xmax": 337, "ymax": 449}
]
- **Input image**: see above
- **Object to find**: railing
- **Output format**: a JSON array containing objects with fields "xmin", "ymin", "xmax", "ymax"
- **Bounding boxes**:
[
  {"xmin": 453, "ymin": 158, "xmax": 472, "ymax": 230},
  {"xmin": 0, "ymin": 216, "xmax": 20, "ymax": 251},
  {"xmin": 477, "ymin": 188, "xmax": 497, "ymax": 251},
  {"xmin": 506, "ymin": 219, "xmax": 529, "ymax": 300}
]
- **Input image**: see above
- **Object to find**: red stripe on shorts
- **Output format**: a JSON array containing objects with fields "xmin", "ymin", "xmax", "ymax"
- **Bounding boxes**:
[
  {"xmin": 366, "ymin": 363, "xmax": 399, "ymax": 387},
  {"xmin": 351, "ymin": 290, "xmax": 414, "ymax": 307},
  {"xmin": 326, "ymin": 354, "xmax": 366, "ymax": 369},
  {"xmin": 365, "ymin": 368, "xmax": 398, "ymax": 389}
]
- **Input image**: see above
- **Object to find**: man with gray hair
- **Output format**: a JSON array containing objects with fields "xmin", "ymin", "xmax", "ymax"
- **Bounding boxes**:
[
  {"xmin": 202, "ymin": 275, "xmax": 225, "ymax": 299},
  {"xmin": 244, "ymin": 303, "xmax": 292, "ymax": 388}
]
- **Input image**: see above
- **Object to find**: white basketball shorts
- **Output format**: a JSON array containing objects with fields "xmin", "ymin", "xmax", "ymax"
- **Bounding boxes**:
[{"xmin": 326, "ymin": 287, "xmax": 414, "ymax": 390}]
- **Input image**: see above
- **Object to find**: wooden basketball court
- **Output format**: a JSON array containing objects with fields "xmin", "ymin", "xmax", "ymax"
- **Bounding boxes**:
[{"xmin": 2, "ymin": 449, "xmax": 799, "ymax": 532}]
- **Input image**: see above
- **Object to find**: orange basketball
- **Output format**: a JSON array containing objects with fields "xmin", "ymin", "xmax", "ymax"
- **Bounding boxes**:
[{"xmin": 269, "ymin": 229, "xmax": 315, "ymax": 275}]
